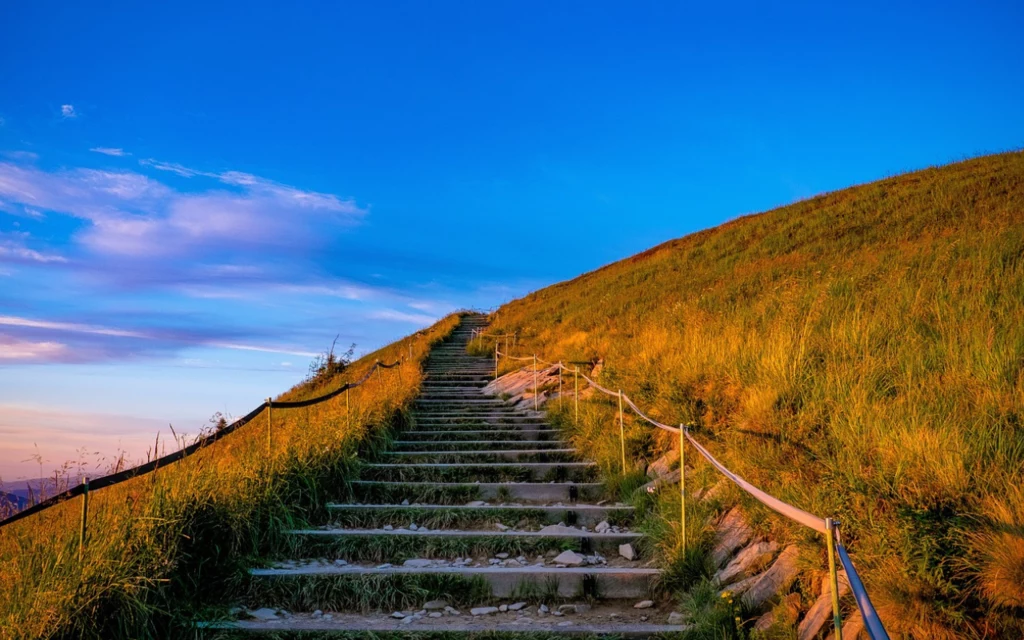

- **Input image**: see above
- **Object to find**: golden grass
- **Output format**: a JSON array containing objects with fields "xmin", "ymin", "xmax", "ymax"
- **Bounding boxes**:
[
  {"xmin": 484, "ymin": 151, "xmax": 1024, "ymax": 637},
  {"xmin": 0, "ymin": 314, "xmax": 461, "ymax": 639}
]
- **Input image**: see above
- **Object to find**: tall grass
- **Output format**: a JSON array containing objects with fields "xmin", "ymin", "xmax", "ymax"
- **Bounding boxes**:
[
  {"xmin": 0, "ymin": 315, "xmax": 461, "ymax": 639},
  {"xmin": 483, "ymin": 151, "xmax": 1024, "ymax": 637}
]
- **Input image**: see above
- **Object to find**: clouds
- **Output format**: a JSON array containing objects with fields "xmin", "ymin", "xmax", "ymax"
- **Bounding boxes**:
[
  {"xmin": 0, "ymin": 233, "xmax": 66, "ymax": 263},
  {"xmin": 90, "ymin": 147, "xmax": 129, "ymax": 157},
  {"xmin": 369, "ymin": 309, "xmax": 437, "ymax": 324},
  {"xmin": 0, "ymin": 158, "xmax": 366, "ymax": 261},
  {"xmin": 61, "ymin": 104, "xmax": 76, "ymax": 119}
]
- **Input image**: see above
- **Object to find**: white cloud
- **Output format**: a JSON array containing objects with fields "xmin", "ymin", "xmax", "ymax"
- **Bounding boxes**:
[
  {"xmin": 61, "ymin": 105, "xmax": 76, "ymax": 119},
  {"xmin": 0, "ymin": 315, "xmax": 142, "ymax": 338},
  {"xmin": 0, "ymin": 338, "xmax": 69, "ymax": 360},
  {"xmin": 90, "ymin": 147, "xmax": 129, "ymax": 157},
  {"xmin": 368, "ymin": 309, "xmax": 436, "ymax": 324},
  {"xmin": 0, "ymin": 233, "xmax": 66, "ymax": 263},
  {"xmin": 206, "ymin": 342, "xmax": 318, "ymax": 357}
]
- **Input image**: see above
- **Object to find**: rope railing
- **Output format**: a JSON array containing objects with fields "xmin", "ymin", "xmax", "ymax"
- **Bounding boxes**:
[
  {"xmin": 0, "ymin": 357, "xmax": 405, "ymax": 532},
  {"xmin": 495, "ymin": 347, "xmax": 889, "ymax": 640}
]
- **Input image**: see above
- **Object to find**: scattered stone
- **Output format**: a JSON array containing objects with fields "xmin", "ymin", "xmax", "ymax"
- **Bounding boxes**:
[
  {"xmin": 539, "ymin": 604, "xmax": 550, "ymax": 613},
  {"xmin": 553, "ymin": 550, "xmax": 586, "ymax": 566},
  {"xmin": 505, "ymin": 559, "xmax": 522, "ymax": 567},
  {"xmin": 444, "ymin": 606, "xmax": 461, "ymax": 615},
  {"xmin": 471, "ymin": 606, "xmax": 500, "ymax": 616},
  {"xmin": 333, "ymin": 559, "xmax": 348, "ymax": 566},
  {"xmin": 619, "ymin": 543, "xmax": 637, "ymax": 561},
  {"xmin": 715, "ymin": 541, "xmax": 779, "ymax": 586},
  {"xmin": 557, "ymin": 621, "xmax": 573, "ymax": 627},
  {"xmin": 798, "ymin": 572, "xmax": 851, "ymax": 640},
  {"xmin": 376, "ymin": 563, "xmax": 393, "ymax": 569},
  {"xmin": 248, "ymin": 608, "xmax": 279, "ymax": 621},
  {"xmin": 419, "ymin": 526, "xmax": 430, "ymax": 533},
  {"xmin": 495, "ymin": 523, "xmax": 510, "ymax": 531},
  {"xmin": 496, "ymin": 552, "xmax": 510, "ymax": 559},
  {"xmin": 499, "ymin": 604, "xmax": 509, "ymax": 612},
  {"xmin": 595, "ymin": 520, "xmax": 611, "ymax": 533},
  {"xmin": 323, "ymin": 614, "xmax": 333, "ymax": 620},
  {"xmin": 508, "ymin": 602, "xmax": 528, "ymax": 611},
  {"xmin": 391, "ymin": 612, "xmax": 406, "ymax": 619},
  {"xmin": 423, "ymin": 600, "xmax": 448, "ymax": 610},
  {"xmin": 538, "ymin": 524, "xmax": 579, "ymax": 535},
  {"xmin": 488, "ymin": 558, "xmax": 501, "ymax": 565},
  {"xmin": 596, "ymin": 499, "xmax": 609, "ymax": 506},
  {"xmin": 400, "ymin": 616, "xmax": 415, "ymax": 625},
  {"xmin": 404, "ymin": 559, "xmax": 433, "ymax": 568},
  {"xmin": 648, "ymin": 448, "xmax": 680, "ymax": 478},
  {"xmin": 754, "ymin": 593, "xmax": 801, "ymax": 632},
  {"xmin": 742, "ymin": 545, "xmax": 801, "ymax": 610},
  {"xmin": 409, "ymin": 523, "xmax": 419, "ymax": 531},
  {"xmin": 640, "ymin": 615, "xmax": 649, "ymax": 622},
  {"xmin": 634, "ymin": 600, "xmax": 655, "ymax": 609},
  {"xmin": 429, "ymin": 612, "xmax": 443, "ymax": 618},
  {"xmin": 401, "ymin": 499, "xmax": 410, "ymax": 505},
  {"xmin": 711, "ymin": 508, "xmax": 753, "ymax": 568},
  {"xmin": 552, "ymin": 611, "xmax": 564, "ymax": 617},
  {"xmin": 668, "ymin": 612, "xmax": 686, "ymax": 625},
  {"xmin": 466, "ymin": 500, "xmax": 487, "ymax": 507}
]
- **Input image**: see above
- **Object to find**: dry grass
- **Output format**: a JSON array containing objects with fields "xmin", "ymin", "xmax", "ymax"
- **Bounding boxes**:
[
  {"xmin": 483, "ymin": 151, "xmax": 1024, "ymax": 637},
  {"xmin": 0, "ymin": 315, "xmax": 461, "ymax": 639}
]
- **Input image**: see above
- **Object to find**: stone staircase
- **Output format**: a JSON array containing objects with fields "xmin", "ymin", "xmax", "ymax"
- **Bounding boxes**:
[{"xmin": 213, "ymin": 314, "xmax": 681, "ymax": 637}]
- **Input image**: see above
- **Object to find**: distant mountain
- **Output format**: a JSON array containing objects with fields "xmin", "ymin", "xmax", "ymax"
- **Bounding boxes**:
[{"xmin": 0, "ymin": 491, "xmax": 27, "ymax": 515}]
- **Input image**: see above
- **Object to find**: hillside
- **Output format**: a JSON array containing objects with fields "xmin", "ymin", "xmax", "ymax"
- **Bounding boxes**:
[{"xmin": 484, "ymin": 151, "xmax": 1024, "ymax": 637}]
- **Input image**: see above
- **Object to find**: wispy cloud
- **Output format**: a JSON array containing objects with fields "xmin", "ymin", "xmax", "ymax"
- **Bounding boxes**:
[
  {"xmin": 368, "ymin": 309, "xmax": 437, "ymax": 324},
  {"xmin": 2, "ymin": 151, "xmax": 38, "ymax": 162},
  {"xmin": 61, "ymin": 104, "xmax": 77, "ymax": 119},
  {"xmin": 0, "ymin": 315, "xmax": 142, "ymax": 338},
  {"xmin": 0, "ymin": 338, "xmax": 69, "ymax": 361},
  {"xmin": 0, "ymin": 233, "xmax": 66, "ymax": 264},
  {"xmin": 90, "ymin": 147, "xmax": 129, "ymax": 157}
]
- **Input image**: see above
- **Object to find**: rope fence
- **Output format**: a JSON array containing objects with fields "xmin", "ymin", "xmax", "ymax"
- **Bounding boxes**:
[
  {"xmin": 0, "ymin": 357, "xmax": 406, "ymax": 532},
  {"xmin": 495, "ymin": 346, "xmax": 889, "ymax": 640}
]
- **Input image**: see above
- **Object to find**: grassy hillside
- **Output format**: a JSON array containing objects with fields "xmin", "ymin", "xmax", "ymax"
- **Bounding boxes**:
[
  {"xmin": 484, "ymin": 151, "xmax": 1024, "ymax": 637},
  {"xmin": 0, "ymin": 315, "xmax": 460, "ymax": 639}
]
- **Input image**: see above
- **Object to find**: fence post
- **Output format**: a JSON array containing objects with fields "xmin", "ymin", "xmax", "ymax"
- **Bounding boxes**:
[
  {"xmin": 79, "ymin": 476, "xmax": 89, "ymax": 563},
  {"xmin": 574, "ymin": 367, "xmax": 579, "ymax": 425},
  {"xmin": 346, "ymin": 387, "xmax": 351, "ymax": 426},
  {"xmin": 494, "ymin": 342, "xmax": 498, "ymax": 379},
  {"xmin": 409, "ymin": 341, "xmax": 412, "ymax": 362},
  {"xmin": 618, "ymin": 390, "xmax": 626, "ymax": 473},
  {"xmin": 265, "ymin": 397, "xmax": 272, "ymax": 457},
  {"xmin": 679, "ymin": 425, "xmax": 686, "ymax": 550},
  {"xmin": 558, "ymin": 364, "xmax": 563, "ymax": 409},
  {"xmin": 375, "ymin": 360, "xmax": 382, "ymax": 385},
  {"xmin": 533, "ymin": 354, "xmax": 539, "ymax": 411},
  {"xmin": 825, "ymin": 517, "xmax": 844, "ymax": 639}
]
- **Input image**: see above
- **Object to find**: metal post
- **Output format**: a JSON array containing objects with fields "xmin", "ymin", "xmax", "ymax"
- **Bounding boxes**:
[
  {"xmin": 679, "ymin": 425, "xmax": 686, "ymax": 550},
  {"xmin": 574, "ymin": 367, "xmax": 579, "ymax": 425},
  {"xmin": 825, "ymin": 517, "xmax": 844, "ymax": 639},
  {"xmin": 79, "ymin": 476, "xmax": 89, "ymax": 562},
  {"xmin": 409, "ymin": 342, "xmax": 412, "ymax": 361},
  {"xmin": 376, "ymin": 360, "xmax": 382, "ymax": 385},
  {"xmin": 533, "ymin": 354, "xmax": 539, "ymax": 411},
  {"xmin": 266, "ymin": 397, "xmax": 272, "ymax": 457},
  {"xmin": 558, "ymin": 364, "xmax": 562, "ymax": 409},
  {"xmin": 618, "ymin": 390, "xmax": 626, "ymax": 473},
  {"xmin": 494, "ymin": 342, "xmax": 498, "ymax": 379}
]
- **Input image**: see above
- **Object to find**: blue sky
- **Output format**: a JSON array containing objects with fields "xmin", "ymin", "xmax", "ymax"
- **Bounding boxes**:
[{"xmin": 1, "ymin": 1, "xmax": 1022, "ymax": 481}]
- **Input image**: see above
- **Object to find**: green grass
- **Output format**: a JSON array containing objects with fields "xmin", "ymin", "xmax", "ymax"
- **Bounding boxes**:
[
  {"xmin": 282, "ymin": 534, "xmax": 587, "ymax": 563},
  {"xmin": 245, "ymin": 573, "xmax": 492, "ymax": 612},
  {"xmin": 0, "ymin": 316, "xmax": 464, "ymax": 638},
  {"xmin": 480, "ymin": 151, "xmax": 1024, "ymax": 638}
]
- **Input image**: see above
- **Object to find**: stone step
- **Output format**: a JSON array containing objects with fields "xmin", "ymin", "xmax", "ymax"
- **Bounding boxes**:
[
  {"xmin": 399, "ymin": 430, "xmax": 561, "ymax": 441},
  {"xmin": 325, "ymin": 503, "xmax": 635, "ymax": 528},
  {"xmin": 248, "ymin": 563, "xmax": 661, "ymax": 600},
  {"xmin": 393, "ymin": 440, "xmax": 567, "ymax": 450},
  {"xmin": 350, "ymin": 481, "xmax": 605, "ymax": 504},
  {"xmin": 204, "ymin": 612, "xmax": 684, "ymax": 637},
  {"xmin": 285, "ymin": 528, "xmax": 643, "ymax": 558},
  {"xmin": 412, "ymin": 415, "xmax": 545, "ymax": 421},
  {"xmin": 360, "ymin": 463, "xmax": 598, "ymax": 483},
  {"xmin": 380, "ymin": 450, "xmax": 579, "ymax": 463}
]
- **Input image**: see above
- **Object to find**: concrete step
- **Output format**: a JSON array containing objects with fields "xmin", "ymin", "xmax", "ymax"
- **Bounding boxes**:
[
  {"xmin": 204, "ymin": 612, "xmax": 684, "ymax": 637},
  {"xmin": 285, "ymin": 528, "xmax": 643, "ymax": 558},
  {"xmin": 360, "ymin": 463, "xmax": 599, "ymax": 483},
  {"xmin": 325, "ymin": 503, "xmax": 635, "ymax": 528},
  {"xmin": 380, "ymin": 450, "xmax": 580, "ymax": 463},
  {"xmin": 399, "ymin": 430, "xmax": 561, "ymax": 441},
  {"xmin": 392, "ymin": 440, "xmax": 567, "ymax": 450},
  {"xmin": 248, "ymin": 563, "xmax": 661, "ymax": 600},
  {"xmin": 350, "ymin": 481, "xmax": 605, "ymax": 504}
]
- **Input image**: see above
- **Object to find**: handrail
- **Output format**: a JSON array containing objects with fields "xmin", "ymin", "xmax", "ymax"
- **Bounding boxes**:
[
  {"xmin": 0, "ymin": 358, "xmax": 403, "ymax": 530},
  {"xmin": 496, "ymin": 346, "xmax": 888, "ymax": 639}
]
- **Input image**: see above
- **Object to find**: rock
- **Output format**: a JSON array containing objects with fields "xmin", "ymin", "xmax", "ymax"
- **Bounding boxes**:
[
  {"xmin": 668, "ymin": 612, "xmax": 686, "ymax": 625},
  {"xmin": 557, "ymin": 621, "xmax": 573, "ymax": 627},
  {"xmin": 538, "ymin": 524, "xmax": 579, "ymax": 535},
  {"xmin": 401, "ymin": 499, "xmax": 410, "ymax": 505},
  {"xmin": 641, "ymin": 469, "xmax": 682, "ymax": 494},
  {"xmin": 334, "ymin": 559, "xmax": 348, "ymax": 566},
  {"xmin": 539, "ymin": 604, "xmax": 550, "ymax": 613},
  {"xmin": 445, "ymin": 606, "xmax": 461, "ymax": 615},
  {"xmin": 312, "ymin": 610, "xmax": 323, "ymax": 618},
  {"xmin": 830, "ymin": 611, "xmax": 866, "ymax": 640},
  {"xmin": 619, "ymin": 543, "xmax": 637, "ymax": 560},
  {"xmin": 711, "ymin": 508, "xmax": 754, "ymax": 568},
  {"xmin": 383, "ymin": 524, "xmax": 394, "ymax": 531},
  {"xmin": 248, "ymin": 608, "xmax": 279, "ymax": 621},
  {"xmin": 754, "ymin": 593, "xmax": 801, "ymax": 632},
  {"xmin": 647, "ymin": 448, "xmax": 680, "ymax": 478},
  {"xmin": 499, "ymin": 604, "xmax": 509, "ymax": 612},
  {"xmin": 742, "ymin": 545, "xmax": 801, "ymax": 610},
  {"xmin": 391, "ymin": 611, "xmax": 406, "ymax": 619},
  {"xmin": 595, "ymin": 521, "xmax": 611, "ymax": 533},
  {"xmin": 495, "ymin": 523, "xmax": 510, "ymax": 531},
  {"xmin": 400, "ymin": 615, "xmax": 415, "ymax": 625},
  {"xmin": 323, "ymin": 614, "xmax": 333, "ymax": 620},
  {"xmin": 552, "ymin": 611, "xmax": 564, "ymax": 617},
  {"xmin": 553, "ymin": 550, "xmax": 586, "ymax": 566},
  {"xmin": 404, "ymin": 559, "xmax": 433, "ymax": 568},
  {"xmin": 505, "ymin": 559, "xmax": 522, "ymax": 567},
  {"xmin": 634, "ymin": 600, "xmax": 655, "ymax": 609},
  {"xmin": 466, "ymin": 500, "xmax": 487, "ymax": 507},
  {"xmin": 508, "ymin": 602, "xmax": 528, "ymax": 611},
  {"xmin": 423, "ymin": 600, "xmax": 448, "ymax": 610},
  {"xmin": 429, "ymin": 612, "xmax": 443, "ymax": 618},
  {"xmin": 496, "ymin": 552, "xmax": 510, "ymax": 559},
  {"xmin": 715, "ymin": 541, "xmax": 779, "ymax": 585},
  {"xmin": 471, "ymin": 606, "xmax": 500, "ymax": 616},
  {"xmin": 409, "ymin": 523, "xmax": 419, "ymax": 531},
  {"xmin": 376, "ymin": 563, "xmax": 393, "ymax": 569},
  {"xmin": 798, "ymin": 571, "xmax": 851, "ymax": 640}
]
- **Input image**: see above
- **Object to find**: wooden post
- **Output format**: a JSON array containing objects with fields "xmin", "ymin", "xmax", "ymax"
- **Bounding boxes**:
[
  {"xmin": 680, "ymin": 425, "xmax": 686, "ymax": 550},
  {"xmin": 494, "ymin": 342, "xmax": 498, "ymax": 379},
  {"xmin": 558, "ymin": 364, "xmax": 562, "ymax": 409},
  {"xmin": 346, "ymin": 387, "xmax": 351, "ymax": 426},
  {"xmin": 574, "ymin": 367, "xmax": 579, "ymax": 425},
  {"xmin": 266, "ymin": 398, "xmax": 272, "ymax": 457},
  {"xmin": 533, "ymin": 354, "xmax": 539, "ymax": 411},
  {"xmin": 618, "ymin": 390, "xmax": 626, "ymax": 473},
  {"xmin": 375, "ymin": 360, "xmax": 382, "ymax": 385},
  {"xmin": 826, "ymin": 518, "xmax": 844, "ymax": 639},
  {"xmin": 79, "ymin": 476, "xmax": 89, "ymax": 563}
]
